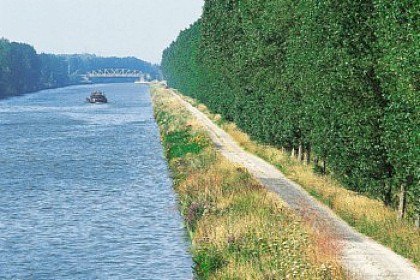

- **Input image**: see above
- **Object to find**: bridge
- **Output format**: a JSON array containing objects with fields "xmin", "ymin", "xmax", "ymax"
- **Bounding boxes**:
[
  {"xmin": 86, "ymin": 69, "xmax": 144, "ymax": 78},
  {"xmin": 81, "ymin": 68, "xmax": 150, "ymax": 83}
]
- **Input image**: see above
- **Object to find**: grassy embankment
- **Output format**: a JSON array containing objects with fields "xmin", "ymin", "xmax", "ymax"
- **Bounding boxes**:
[
  {"xmin": 151, "ymin": 85, "xmax": 347, "ymax": 279},
  {"xmin": 178, "ymin": 93, "xmax": 420, "ymax": 268}
]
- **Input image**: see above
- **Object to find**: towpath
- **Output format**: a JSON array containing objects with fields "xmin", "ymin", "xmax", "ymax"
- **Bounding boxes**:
[{"xmin": 170, "ymin": 90, "xmax": 420, "ymax": 280}]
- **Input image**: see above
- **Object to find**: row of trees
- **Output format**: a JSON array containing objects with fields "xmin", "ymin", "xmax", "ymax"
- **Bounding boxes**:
[
  {"xmin": 0, "ymin": 38, "xmax": 161, "ymax": 99},
  {"xmin": 161, "ymin": 0, "xmax": 419, "ymax": 225},
  {"xmin": 0, "ymin": 39, "xmax": 54, "ymax": 98}
]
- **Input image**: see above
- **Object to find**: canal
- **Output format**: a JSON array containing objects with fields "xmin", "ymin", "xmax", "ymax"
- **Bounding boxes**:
[{"xmin": 0, "ymin": 83, "xmax": 193, "ymax": 279}]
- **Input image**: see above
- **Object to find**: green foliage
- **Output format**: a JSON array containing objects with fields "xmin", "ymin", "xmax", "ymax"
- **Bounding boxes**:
[
  {"xmin": 0, "ymin": 39, "xmax": 41, "ymax": 98},
  {"xmin": 164, "ymin": 130, "xmax": 207, "ymax": 160},
  {"xmin": 39, "ymin": 53, "xmax": 70, "ymax": 88},
  {"xmin": 0, "ymin": 38, "xmax": 71, "ymax": 98},
  {"xmin": 374, "ymin": 0, "xmax": 420, "ymax": 215},
  {"xmin": 161, "ymin": 0, "xmax": 419, "ymax": 222},
  {"xmin": 193, "ymin": 245, "xmax": 226, "ymax": 279},
  {"xmin": 0, "ymin": 39, "xmax": 12, "ymax": 97}
]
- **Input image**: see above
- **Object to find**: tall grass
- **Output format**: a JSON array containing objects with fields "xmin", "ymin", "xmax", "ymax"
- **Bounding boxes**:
[
  {"xmin": 151, "ymin": 85, "xmax": 347, "ymax": 279},
  {"xmin": 187, "ymin": 96, "xmax": 420, "ymax": 267}
]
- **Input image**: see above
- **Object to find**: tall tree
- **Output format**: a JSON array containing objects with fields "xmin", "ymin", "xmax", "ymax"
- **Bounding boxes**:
[{"xmin": 10, "ymin": 42, "xmax": 40, "ymax": 94}]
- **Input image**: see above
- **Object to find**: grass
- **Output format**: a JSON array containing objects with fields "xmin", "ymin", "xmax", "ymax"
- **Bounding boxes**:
[
  {"xmin": 151, "ymin": 85, "xmax": 348, "ymax": 279},
  {"xmin": 184, "ymin": 95, "xmax": 420, "ymax": 267}
]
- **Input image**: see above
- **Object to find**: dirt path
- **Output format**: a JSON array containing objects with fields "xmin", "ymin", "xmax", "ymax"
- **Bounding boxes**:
[{"xmin": 170, "ymin": 91, "xmax": 420, "ymax": 280}]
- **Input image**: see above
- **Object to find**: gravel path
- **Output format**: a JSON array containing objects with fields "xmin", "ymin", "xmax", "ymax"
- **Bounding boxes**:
[{"xmin": 171, "ymin": 91, "xmax": 420, "ymax": 280}]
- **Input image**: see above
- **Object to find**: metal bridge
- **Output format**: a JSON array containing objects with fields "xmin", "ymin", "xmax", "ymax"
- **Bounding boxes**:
[
  {"xmin": 86, "ymin": 69, "xmax": 143, "ymax": 78},
  {"xmin": 80, "ymin": 68, "xmax": 151, "ymax": 83}
]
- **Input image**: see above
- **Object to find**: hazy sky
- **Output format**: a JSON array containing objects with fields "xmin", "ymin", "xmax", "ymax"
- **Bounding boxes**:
[{"xmin": 0, "ymin": 0, "xmax": 204, "ymax": 63}]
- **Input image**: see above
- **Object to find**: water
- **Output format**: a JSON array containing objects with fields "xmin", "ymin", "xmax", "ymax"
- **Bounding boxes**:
[{"xmin": 0, "ymin": 84, "xmax": 193, "ymax": 279}]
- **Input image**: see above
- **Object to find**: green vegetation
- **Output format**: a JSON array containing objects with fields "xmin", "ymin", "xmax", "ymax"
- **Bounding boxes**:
[
  {"xmin": 0, "ymin": 39, "xmax": 47, "ymax": 98},
  {"xmin": 161, "ymin": 0, "xmax": 419, "ymax": 225},
  {"xmin": 152, "ymin": 85, "xmax": 347, "ymax": 279},
  {"xmin": 162, "ymin": 129, "xmax": 206, "ymax": 159}
]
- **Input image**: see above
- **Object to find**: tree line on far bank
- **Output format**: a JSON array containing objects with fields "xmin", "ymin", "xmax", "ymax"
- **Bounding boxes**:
[
  {"xmin": 161, "ymin": 0, "xmax": 419, "ymax": 226},
  {"xmin": 0, "ymin": 38, "xmax": 160, "ymax": 99}
]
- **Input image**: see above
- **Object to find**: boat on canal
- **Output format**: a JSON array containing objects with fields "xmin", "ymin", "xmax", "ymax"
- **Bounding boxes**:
[{"xmin": 86, "ymin": 91, "xmax": 108, "ymax": 103}]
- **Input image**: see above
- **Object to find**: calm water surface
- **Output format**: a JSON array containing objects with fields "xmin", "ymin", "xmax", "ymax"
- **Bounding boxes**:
[{"xmin": 0, "ymin": 84, "xmax": 193, "ymax": 279}]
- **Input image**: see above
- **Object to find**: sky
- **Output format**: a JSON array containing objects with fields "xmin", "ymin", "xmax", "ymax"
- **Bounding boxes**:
[{"xmin": 0, "ymin": 0, "xmax": 204, "ymax": 64}]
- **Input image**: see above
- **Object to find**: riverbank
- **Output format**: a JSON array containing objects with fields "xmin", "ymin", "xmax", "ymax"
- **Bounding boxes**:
[{"xmin": 151, "ymin": 85, "xmax": 346, "ymax": 279}]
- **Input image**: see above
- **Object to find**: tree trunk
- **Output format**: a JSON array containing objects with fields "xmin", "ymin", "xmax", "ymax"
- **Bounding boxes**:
[
  {"xmin": 305, "ymin": 146, "xmax": 311, "ymax": 165},
  {"xmin": 415, "ymin": 179, "xmax": 419, "ymax": 229},
  {"xmin": 314, "ymin": 156, "xmax": 319, "ymax": 166},
  {"xmin": 291, "ymin": 147, "xmax": 295, "ymax": 158},
  {"xmin": 322, "ymin": 160, "xmax": 327, "ymax": 175},
  {"xmin": 397, "ymin": 184, "xmax": 406, "ymax": 220},
  {"xmin": 298, "ymin": 143, "xmax": 303, "ymax": 162},
  {"xmin": 384, "ymin": 181, "xmax": 392, "ymax": 207},
  {"xmin": 384, "ymin": 164, "xmax": 393, "ymax": 207}
]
